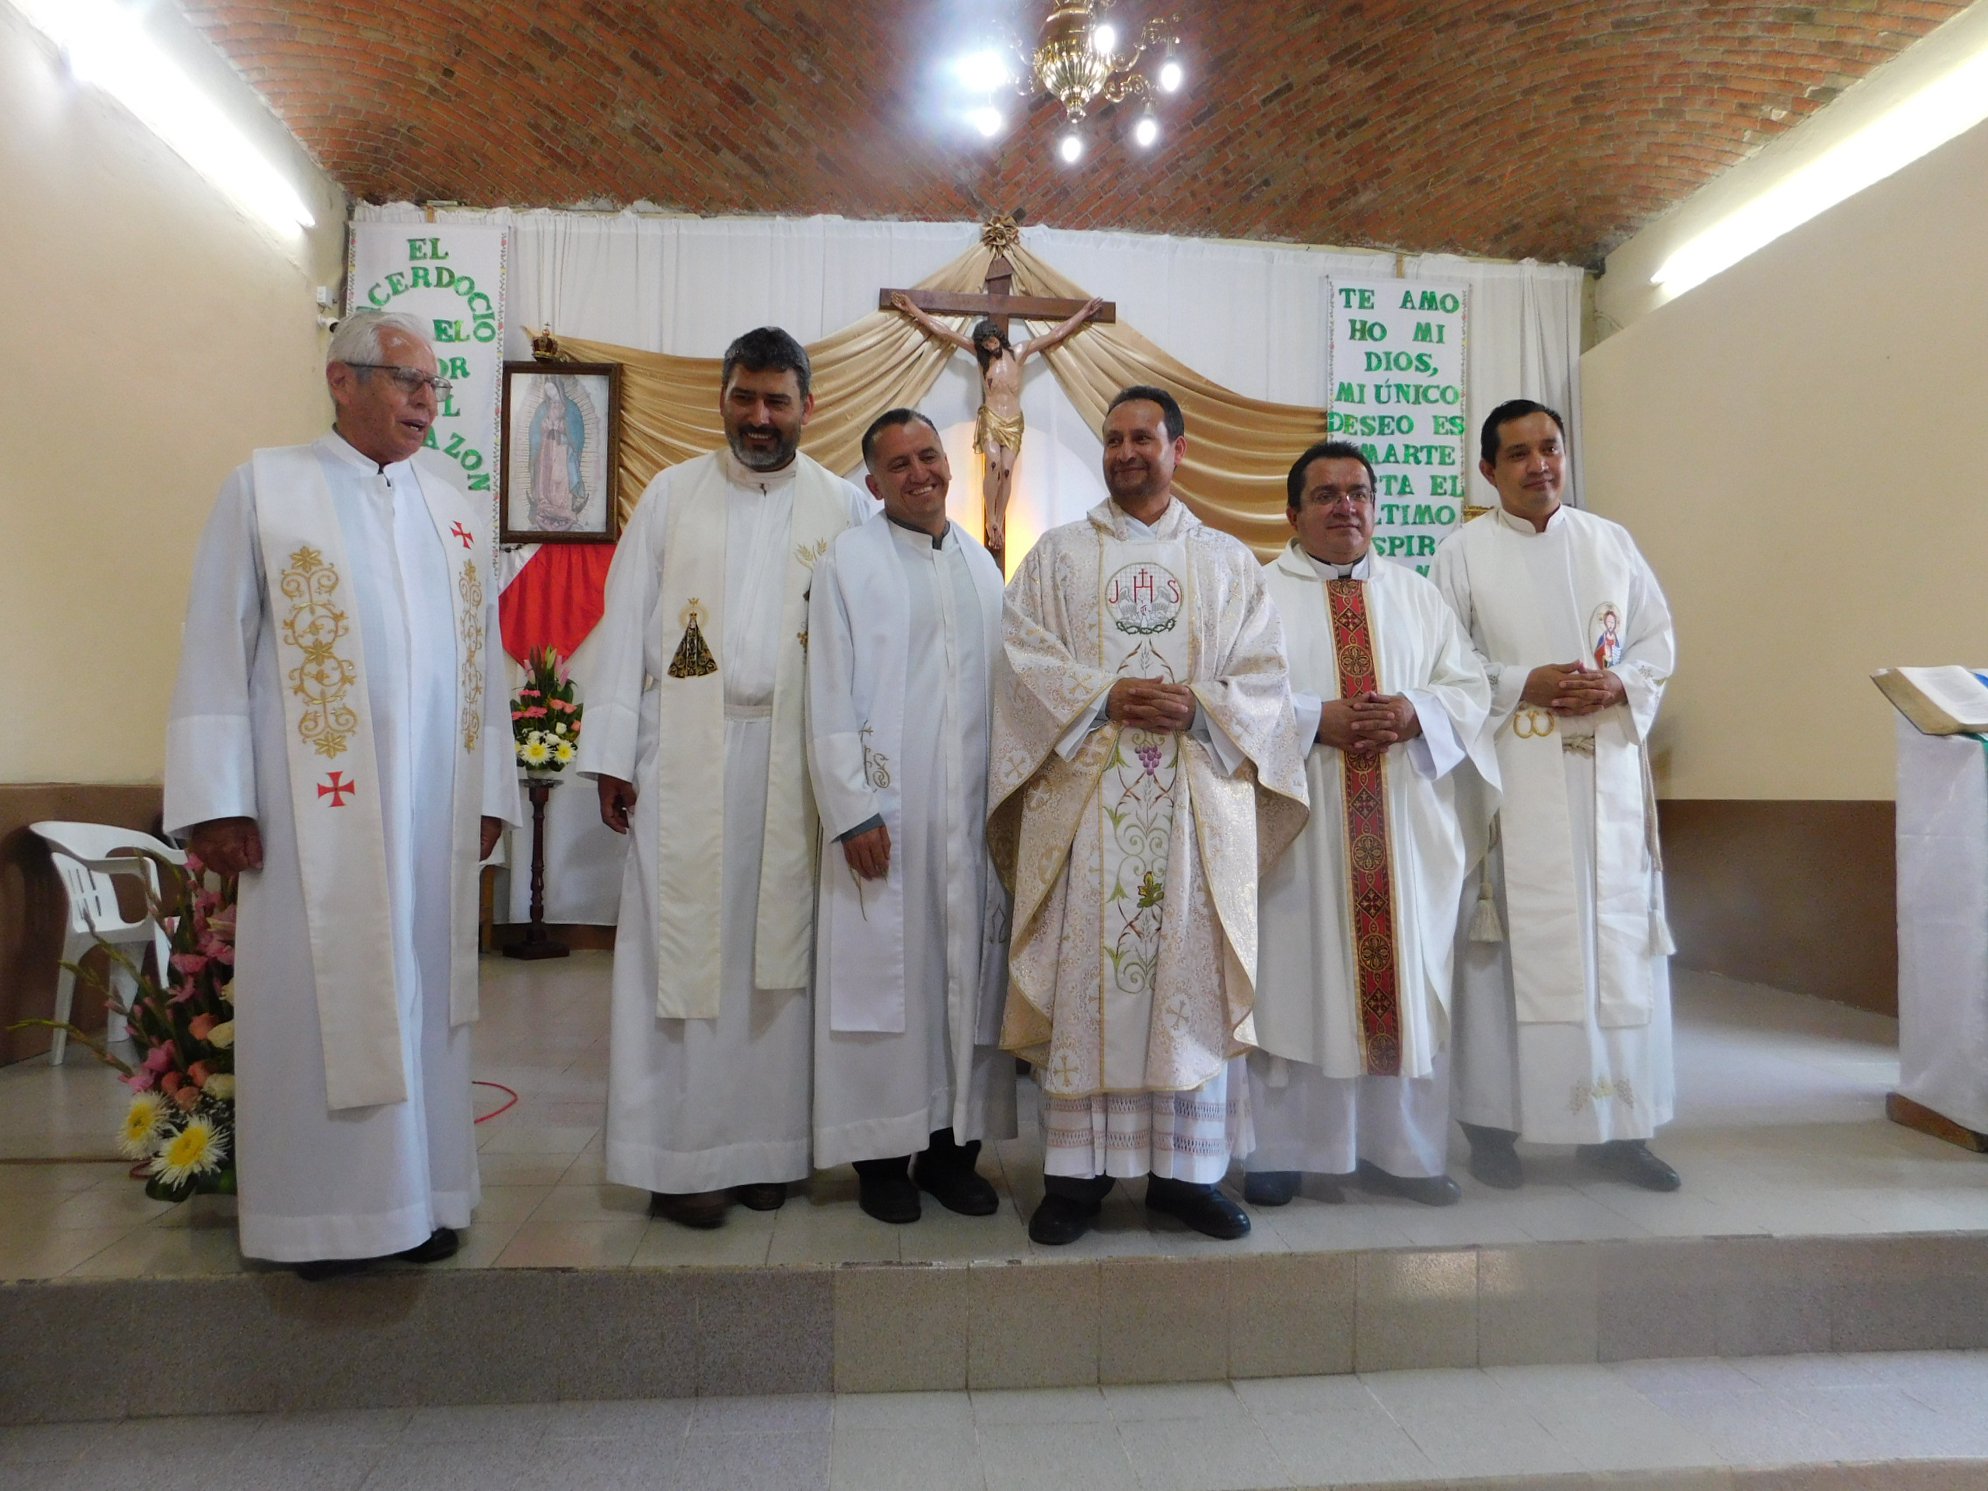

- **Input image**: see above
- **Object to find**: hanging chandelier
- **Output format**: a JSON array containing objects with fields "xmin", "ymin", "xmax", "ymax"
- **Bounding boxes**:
[{"xmin": 1017, "ymin": 1, "xmax": 1186, "ymax": 162}]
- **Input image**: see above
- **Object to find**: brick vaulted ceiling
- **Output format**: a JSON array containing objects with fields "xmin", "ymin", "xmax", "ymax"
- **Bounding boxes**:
[{"xmin": 179, "ymin": 0, "xmax": 1968, "ymax": 267}]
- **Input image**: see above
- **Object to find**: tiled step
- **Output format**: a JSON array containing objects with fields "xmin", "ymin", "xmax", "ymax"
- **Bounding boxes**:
[{"xmin": 5, "ymin": 1232, "xmax": 1988, "ymax": 1424}]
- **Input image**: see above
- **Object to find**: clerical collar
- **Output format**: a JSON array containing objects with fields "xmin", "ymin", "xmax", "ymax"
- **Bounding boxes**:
[
  {"xmin": 719, "ymin": 447, "xmax": 799, "ymax": 488},
  {"xmin": 1302, "ymin": 547, "xmax": 1371, "ymax": 582},
  {"xmin": 320, "ymin": 430, "xmax": 402, "ymax": 486},
  {"xmin": 1494, "ymin": 502, "xmax": 1564, "ymax": 536},
  {"xmin": 886, "ymin": 513, "xmax": 949, "ymax": 550}
]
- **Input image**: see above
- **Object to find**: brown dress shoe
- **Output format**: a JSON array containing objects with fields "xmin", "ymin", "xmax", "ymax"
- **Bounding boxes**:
[
  {"xmin": 650, "ymin": 1190, "xmax": 731, "ymax": 1229},
  {"xmin": 732, "ymin": 1182, "xmax": 788, "ymax": 1211}
]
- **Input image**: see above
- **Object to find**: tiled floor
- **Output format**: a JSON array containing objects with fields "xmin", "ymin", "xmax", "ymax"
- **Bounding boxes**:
[
  {"xmin": 5, "ymin": 1353, "xmax": 1988, "ymax": 1489},
  {"xmin": 3, "ymin": 955, "xmax": 1986, "ymax": 1281}
]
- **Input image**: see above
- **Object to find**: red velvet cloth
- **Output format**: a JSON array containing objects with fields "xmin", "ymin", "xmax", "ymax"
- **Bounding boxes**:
[{"xmin": 499, "ymin": 543, "xmax": 615, "ymax": 666}]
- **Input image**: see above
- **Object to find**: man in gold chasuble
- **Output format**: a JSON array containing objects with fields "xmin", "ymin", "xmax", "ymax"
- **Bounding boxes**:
[{"xmin": 989, "ymin": 385, "xmax": 1310, "ymax": 1247}]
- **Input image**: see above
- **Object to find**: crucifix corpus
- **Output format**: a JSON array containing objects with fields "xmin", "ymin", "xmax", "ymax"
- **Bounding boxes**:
[{"xmin": 881, "ymin": 249, "xmax": 1114, "ymax": 566}]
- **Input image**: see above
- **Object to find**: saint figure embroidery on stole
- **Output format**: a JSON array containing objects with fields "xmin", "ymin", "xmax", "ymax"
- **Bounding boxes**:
[{"xmin": 668, "ymin": 598, "xmax": 718, "ymax": 678}]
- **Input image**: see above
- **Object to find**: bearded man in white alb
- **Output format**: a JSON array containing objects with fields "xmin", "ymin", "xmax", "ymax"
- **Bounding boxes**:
[
  {"xmin": 1246, "ymin": 442, "xmax": 1493, "ymax": 1210},
  {"xmin": 1430, "ymin": 399, "xmax": 1681, "ymax": 1194},
  {"xmin": 991, "ymin": 384, "xmax": 1309, "ymax": 1247},
  {"xmin": 807, "ymin": 409, "xmax": 1015, "ymax": 1224},
  {"xmin": 166, "ymin": 309, "xmax": 516, "ymax": 1278},
  {"xmin": 580, "ymin": 328, "xmax": 870, "ymax": 1230}
]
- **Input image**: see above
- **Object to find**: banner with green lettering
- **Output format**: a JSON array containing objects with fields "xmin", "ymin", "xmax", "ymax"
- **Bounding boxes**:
[
  {"xmin": 346, "ymin": 225, "xmax": 508, "ymax": 510},
  {"xmin": 1325, "ymin": 278, "xmax": 1469, "ymax": 575}
]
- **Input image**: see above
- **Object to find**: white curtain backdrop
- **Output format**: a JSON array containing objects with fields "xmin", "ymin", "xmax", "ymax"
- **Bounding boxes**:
[{"xmin": 353, "ymin": 207, "xmax": 1586, "ymax": 924}]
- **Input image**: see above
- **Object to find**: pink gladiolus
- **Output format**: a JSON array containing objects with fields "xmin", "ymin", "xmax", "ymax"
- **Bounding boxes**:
[
  {"xmin": 189, "ymin": 1014, "xmax": 216, "ymax": 1041},
  {"xmin": 520, "ymin": 687, "xmax": 541, "ymax": 698},
  {"xmin": 143, "ymin": 1044, "xmax": 174, "ymax": 1073},
  {"xmin": 172, "ymin": 951, "xmax": 209, "ymax": 977},
  {"xmin": 122, "ymin": 1069, "xmax": 156, "ymax": 1092}
]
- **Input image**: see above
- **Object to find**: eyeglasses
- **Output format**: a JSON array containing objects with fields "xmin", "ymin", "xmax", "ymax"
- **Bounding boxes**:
[
  {"xmin": 1305, "ymin": 487, "xmax": 1375, "ymax": 509},
  {"xmin": 346, "ymin": 363, "xmax": 453, "ymax": 398}
]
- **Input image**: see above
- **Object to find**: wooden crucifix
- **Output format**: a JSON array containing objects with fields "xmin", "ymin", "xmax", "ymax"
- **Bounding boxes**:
[{"xmin": 880, "ymin": 249, "xmax": 1115, "ymax": 571}]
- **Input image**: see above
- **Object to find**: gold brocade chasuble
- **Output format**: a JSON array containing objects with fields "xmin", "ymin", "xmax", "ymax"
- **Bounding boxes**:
[{"xmin": 990, "ymin": 500, "xmax": 1309, "ymax": 1099}]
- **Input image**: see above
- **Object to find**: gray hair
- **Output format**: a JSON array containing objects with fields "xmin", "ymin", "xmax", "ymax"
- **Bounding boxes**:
[{"xmin": 327, "ymin": 309, "xmax": 430, "ymax": 369}]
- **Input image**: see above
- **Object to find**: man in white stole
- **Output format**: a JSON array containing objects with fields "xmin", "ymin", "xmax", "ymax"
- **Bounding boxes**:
[
  {"xmin": 1247, "ymin": 442, "xmax": 1493, "ymax": 1210},
  {"xmin": 165, "ymin": 311, "xmax": 517, "ymax": 1275},
  {"xmin": 807, "ymin": 410, "xmax": 1016, "ymax": 1224},
  {"xmin": 991, "ymin": 386, "xmax": 1309, "ymax": 1246},
  {"xmin": 1430, "ymin": 400, "xmax": 1682, "ymax": 1193},
  {"xmin": 582, "ymin": 328, "xmax": 870, "ymax": 1229}
]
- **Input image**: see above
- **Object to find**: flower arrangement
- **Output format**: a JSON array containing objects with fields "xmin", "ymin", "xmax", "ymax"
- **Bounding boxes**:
[
  {"xmin": 511, "ymin": 645, "xmax": 582, "ymax": 775},
  {"xmin": 11, "ymin": 853, "xmax": 238, "ymax": 1200}
]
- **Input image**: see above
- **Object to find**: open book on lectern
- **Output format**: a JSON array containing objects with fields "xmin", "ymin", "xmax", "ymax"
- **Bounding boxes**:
[{"xmin": 1872, "ymin": 666, "xmax": 1988, "ymax": 734}]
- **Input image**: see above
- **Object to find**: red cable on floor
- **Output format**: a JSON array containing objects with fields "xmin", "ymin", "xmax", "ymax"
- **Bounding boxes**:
[{"xmin": 472, "ymin": 1080, "xmax": 519, "ymax": 1124}]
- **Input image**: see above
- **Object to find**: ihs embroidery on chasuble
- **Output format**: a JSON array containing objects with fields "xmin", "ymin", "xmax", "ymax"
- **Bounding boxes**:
[
  {"xmin": 668, "ymin": 598, "xmax": 717, "ymax": 678},
  {"xmin": 458, "ymin": 559, "xmax": 484, "ymax": 754},
  {"xmin": 1327, "ymin": 578, "xmax": 1403, "ymax": 1077},
  {"xmin": 279, "ymin": 545, "xmax": 359, "ymax": 759}
]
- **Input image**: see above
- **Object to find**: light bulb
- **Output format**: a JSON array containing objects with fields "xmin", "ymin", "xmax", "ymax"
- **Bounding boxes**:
[
  {"xmin": 1159, "ymin": 58, "xmax": 1184, "ymax": 92},
  {"xmin": 971, "ymin": 106, "xmax": 1004, "ymax": 138},
  {"xmin": 1058, "ymin": 131, "xmax": 1084, "ymax": 164},
  {"xmin": 1134, "ymin": 114, "xmax": 1159, "ymax": 148},
  {"xmin": 952, "ymin": 49, "xmax": 1012, "ymax": 91},
  {"xmin": 1092, "ymin": 23, "xmax": 1118, "ymax": 55}
]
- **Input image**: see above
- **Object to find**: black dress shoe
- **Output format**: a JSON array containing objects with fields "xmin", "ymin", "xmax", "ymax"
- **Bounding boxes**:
[
  {"xmin": 392, "ymin": 1227, "xmax": 461, "ymax": 1263},
  {"xmin": 1242, "ymin": 1170, "xmax": 1300, "ymax": 1206},
  {"xmin": 1144, "ymin": 1176, "xmax": 1250, "ymax": 1240},
  {"xmin": 857, "ymin": 1168, "xmax": 922, "ymax": 1224},
  {"xmin": 1577, "ymin": 1140, "xmax": 1681, "ymax": 1192},
  {"xmin": 650, "ymin": 1190, "xmax": 731, "ymax": 1228},
  {"xmin": 1461, "ymin": 1123, "xmax": 1524, "ymax": 1190},
  {"xmin": 911, "ymin": 1155, "xmax": 1000, "ymax": 1216},
  {"xmin": 732, "ymin": 1182, "xmax": 788, "ymax": 1211},
  {"xmin": 1355, "ymin": 1161, "xmax": 1462, "ymax": 1207},
  {"xmin": 1028, "ymin": 1193, "xmax": 1100, "ymax": 1246},
  {"xmin": 294, "ymin": 1256, "xmax": 370, "ymax": 1282}
]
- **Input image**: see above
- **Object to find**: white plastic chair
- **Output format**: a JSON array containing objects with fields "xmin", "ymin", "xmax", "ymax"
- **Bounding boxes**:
[{"xmin": 30, "ymin": 822, "xmax": 186, "ymax": 1066}]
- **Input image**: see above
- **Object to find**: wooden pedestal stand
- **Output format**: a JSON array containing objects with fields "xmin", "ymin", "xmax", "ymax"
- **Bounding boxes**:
[
  {"xmin": 1886, "ymin": 1091, "xmax": 1988, "ymax": 1152},
  {"xmin": 505, "ymin": 774, "xmax": 570, "ymax": 961}
]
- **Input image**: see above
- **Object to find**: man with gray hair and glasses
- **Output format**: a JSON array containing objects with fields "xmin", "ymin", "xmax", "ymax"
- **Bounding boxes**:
[{"xmin": 165, "ymin": 309, "xmax": 518, "ymax": 1279}]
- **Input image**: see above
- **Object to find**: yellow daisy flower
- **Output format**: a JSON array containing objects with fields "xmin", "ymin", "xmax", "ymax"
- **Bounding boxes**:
[
  {"xmin": 149, "ymin": 1116, "xmax": 229, "ymax": 1188},
  {"xmin": 118, "ymin": 1093, "xmax": 167, "ymax": 1159},
  {"xmin": 520, "ymin": 737, "xmax": 552, "ymax": 767},
  {"xmin": 553, "ymin": 740, "xmax": 576, "ymax": 764}
]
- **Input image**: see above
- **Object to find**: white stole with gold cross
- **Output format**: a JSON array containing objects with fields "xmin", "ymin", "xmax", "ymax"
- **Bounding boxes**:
[
  {"xmin": 250, "ymin": 445, "xmax": 488, "ymax": 1111},
  {"xmin": 650, "ymin": 451, "xmax": 855, "ymax": 1019}
]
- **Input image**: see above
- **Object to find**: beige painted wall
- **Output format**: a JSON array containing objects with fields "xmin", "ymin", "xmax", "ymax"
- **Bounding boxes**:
[
  {"xmin": 1583, "ymin": 116, "xmax": 1988, "ymax": 801},
  {"xmin": 0, "ymin": 9, "xmax": 345, "ymax": 785}
]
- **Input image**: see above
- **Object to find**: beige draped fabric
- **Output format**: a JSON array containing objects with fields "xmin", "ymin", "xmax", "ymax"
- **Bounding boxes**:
[{"xmin": 546, "ymin": 228, "xmax": 1329, "ymax": 557}]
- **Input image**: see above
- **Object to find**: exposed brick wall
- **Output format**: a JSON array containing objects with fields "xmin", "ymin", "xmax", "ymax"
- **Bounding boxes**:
[{"xmin": 177, "ymin": 1, "xmax": 1967, "ymax": 265}]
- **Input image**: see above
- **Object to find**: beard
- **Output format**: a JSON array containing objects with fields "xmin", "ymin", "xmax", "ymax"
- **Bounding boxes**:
[
  {"xmin": 1107, "ymin": 461, "xmax": 1165, "ymax": 504},
  {"xmin": 726, "ymin": 422, "xmax": 800, "ymax": 472}
]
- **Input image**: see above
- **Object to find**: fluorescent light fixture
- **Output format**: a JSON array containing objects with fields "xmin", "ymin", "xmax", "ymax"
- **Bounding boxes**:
[
  {"xmin": 970, "ymin": 105, "xmax": 1004, "ymax": 139},
  {"xmin": 1058, "ymin": 131, "xmax": 1084, "ymax": 164},
  {"xmin": 1092, "ymin": 23, "xmax": 1119, "ymax": 56},
  {"xmin": 1653, "ymin": 42, "xmax": 1988, "ymax": 294},
  {"xmin": 9, "ymin": 0, "xmax": 316, "ymax": 233},
  {"xmin": 1133, "ymin": 113, "xmax": 1159, "ymax": 148},
  {"xmin": 951, "ymin": 49, "xmax": 1012, "ymax": 92},
  {"xmin": 1159, "ymin": 57, "xmax": 1184, "ymax": 92}
]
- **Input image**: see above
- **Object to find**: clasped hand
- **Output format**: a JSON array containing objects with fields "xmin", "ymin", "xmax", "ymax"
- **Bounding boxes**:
[
  {"xmin": 1520, "ymin": 661, "xmax": 1624, "ymax": 715},
  {"xmin": 1317, "ymin": 692, "xmax": 1420, "ymax": 756},
  {"xmin": 1107, "ymin": 677, "xmax": 1196, "ymax": 733}
]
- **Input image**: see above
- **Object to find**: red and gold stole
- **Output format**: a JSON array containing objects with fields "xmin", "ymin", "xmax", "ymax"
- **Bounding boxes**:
[{"xmin": 1326, "ymin": 578, "xmax": 1402, "ymax": 1076}]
